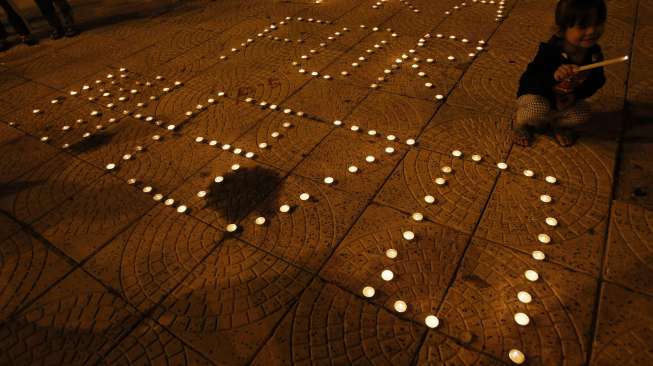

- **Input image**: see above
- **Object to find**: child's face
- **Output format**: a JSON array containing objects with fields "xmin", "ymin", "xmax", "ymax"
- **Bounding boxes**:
[{"xmin": 564, "ymin": 23, "xmax": 604, "ymax": 48}]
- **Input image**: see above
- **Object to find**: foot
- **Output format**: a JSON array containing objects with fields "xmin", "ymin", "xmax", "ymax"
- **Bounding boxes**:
[
  {"xmin": 64, "ymin": 26, "xmax": 78, "ymax": 37},
  {"xmin": 50, "ymin": 28, "xmax": 64, "ymax": 40},
  {"xmin": 20, "ymin": 34, "xmax": 38, "ymax": 46},
  {"xmin": 553, "ymin": 127, "xmax": 577, "ymax": 147},
  {"xmin": 512, "ymin": 126, "xmax": 534, "ymax": 147}
]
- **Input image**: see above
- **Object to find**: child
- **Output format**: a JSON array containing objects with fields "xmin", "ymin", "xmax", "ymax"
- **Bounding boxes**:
[{"xmin": 513, "ymin": 0, "xmax": 607, "ymax": 147}]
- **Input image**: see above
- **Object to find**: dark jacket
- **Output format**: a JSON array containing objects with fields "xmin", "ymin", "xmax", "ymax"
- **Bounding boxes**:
[{"xmin": 517, "ymin": 36, "xmax": 606, "ymax": 108}]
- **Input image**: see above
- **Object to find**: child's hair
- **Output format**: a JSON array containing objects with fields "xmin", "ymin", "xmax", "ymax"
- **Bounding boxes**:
[{"xmin": 554, "ymin": 0, "xmax": 607, "ymax": 33}]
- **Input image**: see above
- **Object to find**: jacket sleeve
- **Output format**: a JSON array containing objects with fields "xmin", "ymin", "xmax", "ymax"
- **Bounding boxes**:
[
  {"xmin": 574, "ymin": 48, "xmax": 606, "ymax": 99},
  {"xmin": 518, "ymin": 44, "xmax": 558, "ymax": 96}
]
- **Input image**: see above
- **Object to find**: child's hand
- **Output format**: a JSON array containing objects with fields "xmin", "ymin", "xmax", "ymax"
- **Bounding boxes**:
[{"xmin": 554, "ymin": 64, "xmax": 579, "ymax": 81}]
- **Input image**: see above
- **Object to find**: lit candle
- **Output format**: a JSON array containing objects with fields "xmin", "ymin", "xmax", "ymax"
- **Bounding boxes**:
[
  {"xmin": 532, "ymin": 250, "xmax": 546, "ymax": 261},
  {"xmin": 425, "ymin": 315, "xmax": 439, "ymax": 328},
  {"xmin": 517, "ymin": 291, "xmax": 532, "ymax": 303},
  {"xmin": 524, "ymin": 269, "xmax": 539, "ymax": 282},
  {"xmin": 508, "ymin": 349, "xmax": 525, "ymax": 364},
  {"xmin": 362, "ymin": 286, "xmax": 375, "ymax": 298},
  {"xmin": 394, "ymin": 300, "xmax": 407, "ymax": 312},
  {"xmin": 381, "ymin": 269, "xmax": 394, "ymax": 281}
]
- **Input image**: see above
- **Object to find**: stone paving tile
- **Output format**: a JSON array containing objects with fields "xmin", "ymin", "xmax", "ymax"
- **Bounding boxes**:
[
  {"xmin": 445, "ymin": 50, "xmax": 522, "ymax": 118},
  {"xmin": 251, "ymin": 278, "xmax": 425, "ymax": 366},
  {"xmin": 417, "ymin": 331, "xmax": 507, "ymax": 365},
  {"xmin": 11, "ymin": 51, "xmax": 109, "ymax": 90},
  {"xmin": 0, "ymin": 212, "xmax": 21, "ymax": 243},
  {"xmin": 83, "ymin": 204, "xmax": 223, "ymax": 313},
  {"xmin": 614, "ymin": 141, "xmax": 653, "ymax": 211},
  {"xmin": 1, "ymin": 89, "xmax": 86, "ymax": 140},
  {"xmin": 485, "ymin": 1, "xmax": 554, "ymax": 66},
  {"xmin": 379, "ymin": 52, "xmax": 464, "ymax": 102},
  {"xmin": 0, "ymin": 230, "xmax": 73, "ymax": 322},
  {"xmin": 57, "ymin": 34, "xmax": 150, "ymax": 70},
  {"xmin": 476, "ymin": 172, "xmax": 610, "ymax": 276},
  {"xmin": 375, "ymin": 149, "xmax": 498, "ymax": 234},
  {"xmin": 626, "ymin": 24, "xmax": 653, "ymax": 108},
  {"xmin": 0, "ymin": 71, "xmax": 28, "ymax": 94},
  {"xmin": 170, "ymin": 151, "xmax": 287, "ymax": 230},
  {"xmin": 238, "ymin": 173, "xmax": 369, "ymax": 273},
  {"xmin": 344, "ymin": 91, "xmax": 438, "ymax": 139},
  {"xmin": 603, "ymin": 201, "xmax": 653, "ymax": 297},
  {"xmin": 282, "ymin": 78, "xmax": 369, "ymax": 122},
  {"xmin": 320, "ymin": 203, "xmax": 470, "ymax": 320},
  {"xmin": 0, "ymin": 126, "xmax": 60, "ymax": 185},
  {"xmin": 437, "ymin": 238, "xmax": 598, "ymax": 366},
  {"xmin": 32, "ymin": 173, "xmax": 156, "ymax": 262},
  {"xmin": 0, "ymin": 268, "xmax": 143, "ymax": 365},
  {"xmin": 153, "ymin": 237, "xmax": 313, "ymax": 365},
  {"xmin": 292, "ymin": 127, "xmax": 408, "ymax": 197},
  {"xmin": 186, "ymin": 57, "xmax": 307, "ymax": 108},
  {"xmin": 112, "ymin": 133, "xmax": 219, "ymax": 195},
  {"xmin": 506, "ymin": 128, "xmax": 617, "ymax": 196},
  {"xmin": 585, "ymin": 62, "xmax": 629, "ymax": 115},
  {"xmin": 379, "ymin": 6, "xmax": 446, "ymax": 38},
  {"xmin": 44, "ymin": 103, "xmax": 127, "ymax": 150},
  {"xmin": 294, "ymin": 1, "xmax": 371, "ymax": 26},
  {"xmin": 431, "ymin": 1, "xmax": 504, "ymax": 42},
  {"xmin": 182, "ymin": 94, "xmax": 271, "ymax": 142},
  {"xmin": 417, "ymin": 104, "xmax": 512, "ymax": 165},
  {"xmin": 0, "ymin": 152, "xmax": 105, "ymax": 224},
  {"xmin": 233, "ymin": 111, "xmax": 333, "ymax": 172},
  {"xmin": 0, "ymin": 81, "xmax": 62, "ymax": 118},
  {"xmin": 589, "ymin": 284, "xmax": 653, "ymax": 365},
  {"xmin": 103, "ymin": 317, "xmax": 214, "ymax": 365},
  {"xmin": 322, "ymin": 33, "xmax": 418, "ymax": 90},
  {"xmin": 70, "ymin": 117, "xmax": 161, "ymax": 170}
]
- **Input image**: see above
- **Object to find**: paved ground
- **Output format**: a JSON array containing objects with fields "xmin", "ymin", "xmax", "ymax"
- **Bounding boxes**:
[{"xmin": 0, "ymin": 0, "xmax": 652, "ymax": 364}]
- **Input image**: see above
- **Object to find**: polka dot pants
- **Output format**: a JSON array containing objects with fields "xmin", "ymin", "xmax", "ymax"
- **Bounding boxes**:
[{"xmin": 515, "ymin": 94, "xmax": 592, "ymax": 129}]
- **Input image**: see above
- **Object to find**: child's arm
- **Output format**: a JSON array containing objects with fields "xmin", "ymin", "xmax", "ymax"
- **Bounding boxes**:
[
  {"xmin": 518, "ymin": 44, "xmax": 559, "ymax": 96},
  {"xmin": 574, "ymin": 67, "xmax": 606, "ymax": 99}
]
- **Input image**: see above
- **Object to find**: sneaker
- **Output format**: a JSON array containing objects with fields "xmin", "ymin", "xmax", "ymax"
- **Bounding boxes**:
[
  {"xmin": 20, "ymin": 34, "xmax": 39, "ymax": 46},
  {"xmin": 50, "ymin": 28, "xmax": 64, "ymax": 39}
]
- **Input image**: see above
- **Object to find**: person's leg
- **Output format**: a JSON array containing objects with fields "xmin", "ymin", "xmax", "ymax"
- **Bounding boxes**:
[
  {"xmin": 52, "ymin": 0, "xmax": 76, "ymax": 36},
  {"xmin": 33, "ymin": 0, "xmax": 64, "ymax": 38},
  {"xmin": 552, "ymin": 99, "xmax": 592, "ymax": 146},
  {"xmin": 0, "ymin": 21, "xmax": 8, "ymax": 51},
  {"xmin": 0, "ymin": 0, "xmax": 37, "ymax": 45},
  {"xmin": 0, "ymin": 0, "xmax": 30, "ymax": 35},
  {"xmin": 513, "ymin": 94, "xmax": 552, "ymax": 146}
]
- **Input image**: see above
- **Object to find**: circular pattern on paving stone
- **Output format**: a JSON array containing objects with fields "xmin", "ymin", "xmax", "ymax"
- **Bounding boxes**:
[
  {"xmin": 159, "ymin": 239, "xmax": 311, "ymax": 331},
  {"xmin": 0, "ymin": 291, "xmax": 139, "ymax": 364},
  {"xmin": 375, "ymin": 149, "xmax": 497, "ymax": 233},
  {"xmin": 437, "ymin": 240, "xmax": 594, "ymax": 365},
  {"xmin": 321, "ymin": 207, "xmax": 469, "ymax": 320}
]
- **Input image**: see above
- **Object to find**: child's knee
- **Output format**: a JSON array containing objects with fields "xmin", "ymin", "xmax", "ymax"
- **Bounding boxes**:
[
  {"xmin": 558, "ymin": 100, "xmax": 592, "ymax": 127},
  {"xmin": 515, "ymin": 94, "xmax": 551, "ymax": 127}
]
